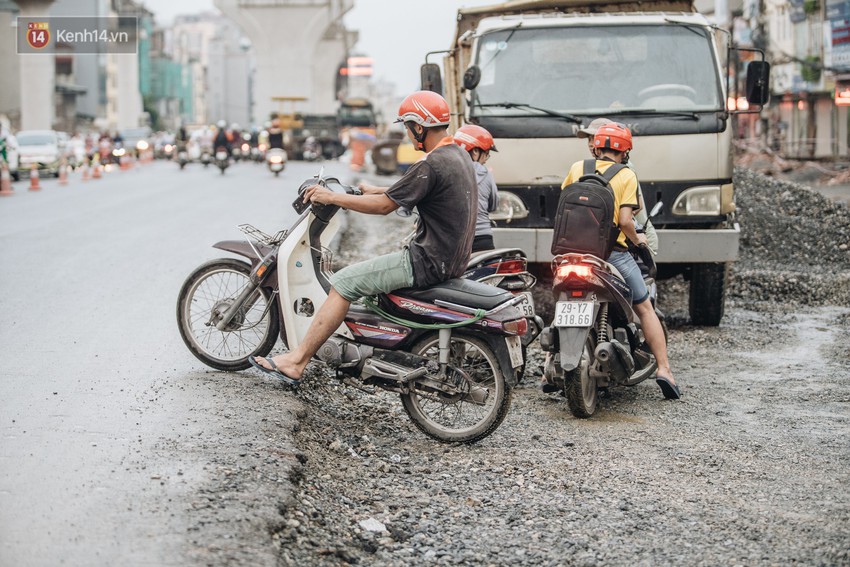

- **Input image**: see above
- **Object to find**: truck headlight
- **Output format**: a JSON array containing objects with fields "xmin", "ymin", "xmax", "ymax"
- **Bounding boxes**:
[
  {"xmin": 490, "ymin": 191, "xmax": 529, "ymax": 222},
  {"xmin": 672, "ymin": 186, "xmax": 722, "ymax": 216}
]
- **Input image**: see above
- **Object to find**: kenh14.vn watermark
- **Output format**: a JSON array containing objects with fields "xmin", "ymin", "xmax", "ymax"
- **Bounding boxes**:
[{"xmin": 17, "ymin": 17, "xmax": 137, "ymax": 54}]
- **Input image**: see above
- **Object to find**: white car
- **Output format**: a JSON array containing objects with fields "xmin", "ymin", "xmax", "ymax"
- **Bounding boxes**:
[{"xmin": 16, "ymin": 130, "xmax": 61, "ymax": 177}]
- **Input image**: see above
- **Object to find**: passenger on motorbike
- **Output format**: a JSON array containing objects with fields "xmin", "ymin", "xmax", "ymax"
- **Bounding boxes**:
[
  {"xmin": 213, "ymin": 120, "xmax": 230, "ymax": 153},
  {"xmin": 453, "ymin": 124, "xmax": 500, "ymax": 253},
  {"xmin": 250, "ymin": 91, "xmax": 478, "ymax": 385},
  {"xmin": 577, "ymin": 118, "xmax": 658, "ymax": 255},
  {"xmin": 560, "ymin": 124, "xmax": 680, "ymax": 399},
  {"xmin": 267, "ymin": 118, "xmax": 284, "ymax": 150}
]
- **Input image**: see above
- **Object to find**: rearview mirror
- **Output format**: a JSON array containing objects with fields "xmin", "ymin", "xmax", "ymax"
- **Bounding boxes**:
[
  {"xmin": 420, "ymin": 63, "xmax": 443, "ymax": 95},
  {"xmin": 463, "ymin": 65, "xmax": 481, "ymax": 90},
  {"xmin": 746, "ymin": 61, "xmax": 770, "ymax": 106}
]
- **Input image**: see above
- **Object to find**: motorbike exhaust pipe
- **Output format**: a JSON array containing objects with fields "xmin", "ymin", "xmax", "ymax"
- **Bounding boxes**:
[{"xmin": 594, "ymin": 341, "xmax": 632, "ymax": 381}]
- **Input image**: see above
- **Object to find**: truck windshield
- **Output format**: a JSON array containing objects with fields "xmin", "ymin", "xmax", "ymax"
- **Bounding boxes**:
[{"xmin": 471, "ymin": 24, "xmax": 721, "ymax": 116}]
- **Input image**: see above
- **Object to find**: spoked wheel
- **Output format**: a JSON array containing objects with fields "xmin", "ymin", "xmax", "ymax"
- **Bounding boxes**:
[
  {"xmin": 401, "ymin": 333, "xmax": 511, "ymax": 444},
  {"xmin": 176, "ymin": 258, "xmax": 280, "ymax": 371},
  {"xmin": 566, "ymin": 341, "xmax": 598, "ymax": 418}
]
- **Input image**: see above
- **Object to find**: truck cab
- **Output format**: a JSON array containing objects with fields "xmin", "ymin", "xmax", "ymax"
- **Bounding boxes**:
[{"xmin": 435, "ymin": 0, "xmax": 769, "ymax": 326}]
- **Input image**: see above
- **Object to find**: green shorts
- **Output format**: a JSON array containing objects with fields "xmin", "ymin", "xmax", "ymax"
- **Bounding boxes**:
[{"xmin": 329, "ymin": 249, "xmax": 415, "ymax": 302}]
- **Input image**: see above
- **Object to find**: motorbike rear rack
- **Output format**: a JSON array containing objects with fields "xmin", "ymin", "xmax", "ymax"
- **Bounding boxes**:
[{"xmin": 237, "ymin": 223, "xmax": 287, "ymax": 246}]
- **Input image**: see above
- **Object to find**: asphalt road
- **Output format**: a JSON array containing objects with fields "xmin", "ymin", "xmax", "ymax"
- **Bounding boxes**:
[{"xmin": 0, "ymin": 157, "xmax": 342, "ymax": 566}]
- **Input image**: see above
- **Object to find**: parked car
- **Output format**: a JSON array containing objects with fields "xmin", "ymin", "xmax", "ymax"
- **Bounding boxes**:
[
  {"xmin": 16, "ymin": 130, "xmax": 61, "ymax": 177},
  {"xmin": 2, "ymin": 133, "xmax": 20, "ymax": 181}
]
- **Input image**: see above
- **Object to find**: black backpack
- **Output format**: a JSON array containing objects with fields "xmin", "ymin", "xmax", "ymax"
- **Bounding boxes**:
[{"xmin": 551, "ymin": 158, "xmax": 627, "ymax": 258}]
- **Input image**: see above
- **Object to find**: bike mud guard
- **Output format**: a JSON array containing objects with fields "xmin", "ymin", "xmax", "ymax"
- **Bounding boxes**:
[
  {"xmin": 213, "ymin": 240, "xmax": 274, "ymax": 264},
  {"xmin": 558, "ymin": 326, "xmax": 592, "ymax": 372},
  {"xmin": 471, "ymin": 332, "xmax": 522, "ymax": 388}
]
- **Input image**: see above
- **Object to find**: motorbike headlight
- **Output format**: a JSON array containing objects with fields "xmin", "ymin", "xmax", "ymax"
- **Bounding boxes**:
[
  {"xmin": 672, "ymin": 186, "xmax": 722, "ymax": 216},
  {"xmin": 164, "ymin": 144, "xmax": 173, "ymax": 153},
  {"xmin": 136, "ymin": 140, "xmax": 149, "ymax": 151},
  {"xmin": 113, "ymin": 148, "xmax": 126, "ymax": 156},
  {"xmin": 269, "ymin": 155, "xmax": 283, "ymax": 163},
  {"xmin": 489, "ymin": 191, "xmax": 529, "ymax": 222}
]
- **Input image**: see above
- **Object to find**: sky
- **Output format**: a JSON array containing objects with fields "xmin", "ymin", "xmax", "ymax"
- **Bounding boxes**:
[{"xmin": 140, "ymin": 0, "xmax": 495, "ymax": 94}]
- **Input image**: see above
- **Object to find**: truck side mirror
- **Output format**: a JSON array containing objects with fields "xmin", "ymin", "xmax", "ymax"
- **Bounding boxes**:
[
  {"xmin": 745, "ymin": 61, "xmax": 770, "ymax": 106},
  {"xmin": 420, "ymin": 63, "xmax": 443, "ymax": 95},
  {"xmin": 463, "ymin": 65, "xmax": 481, "ymax": 90}
]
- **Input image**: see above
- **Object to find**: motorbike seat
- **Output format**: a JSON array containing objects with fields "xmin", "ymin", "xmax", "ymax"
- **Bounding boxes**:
[
  {"xmin": 467, "ymin": 247, "xmax": 525, "ymax": 267},
  {"xmin": 392, "ymin": 278, "xmax": 514, "ymax": 311}
]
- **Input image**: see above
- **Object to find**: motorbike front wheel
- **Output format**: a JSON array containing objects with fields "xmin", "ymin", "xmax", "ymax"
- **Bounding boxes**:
[
  {"xmin": 566, "ymin": 340, "xmax": 597, "ymax": 418},
  {"xmin": 401, "ymin": 333, "xmax": 511, "ymax": 444},
  {"xmin": 176, "ymin": 258, "xmax": 280, "ymax": 371}
]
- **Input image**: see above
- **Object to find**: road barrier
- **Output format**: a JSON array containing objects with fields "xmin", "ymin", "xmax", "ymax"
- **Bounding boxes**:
[
  {"xmin": 29, "ymin": 164, "xmax": 41, "ymax": 191},
  {"xmin": 58, "ymin": 160, "xmax": 68, "ymax": 186},
  {"xmin": 0, "ymin": 162, "xmax": 13, "ymax": 196}
]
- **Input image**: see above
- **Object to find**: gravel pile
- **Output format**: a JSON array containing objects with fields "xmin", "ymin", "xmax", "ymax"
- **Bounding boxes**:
[
  {"xmin": 730, "ymin": 167, "xmax": 850, "ymax": 306},
  {"xmin": 262, "ymin": 169, "xmax": 849, "ymax": 566}
]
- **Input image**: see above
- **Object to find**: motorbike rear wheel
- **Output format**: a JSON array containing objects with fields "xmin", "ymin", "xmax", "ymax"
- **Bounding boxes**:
[
  {"xmin": 401, "ymin": 333, "xmax": 511, "ymax": 444},
  {"xmin": 566, "ymin": 341, "xmax": 598, "ymax": 418},
  {"xmin": 176, "ymin": 258, "xmax": 280, "ymax": 371}
]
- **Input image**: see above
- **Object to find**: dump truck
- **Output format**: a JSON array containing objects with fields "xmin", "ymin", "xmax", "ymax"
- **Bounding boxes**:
[{"xmin": 425, "ymin": 0, "xmax": 769, "ymax": 325}]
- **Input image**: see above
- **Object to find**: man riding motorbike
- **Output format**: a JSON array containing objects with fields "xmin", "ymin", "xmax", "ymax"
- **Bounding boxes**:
[
  {"xmin": 249, "ymin": 91, "xmax": 478, "ymax": 386},
  {"xmin": 453, "ymin": 124, "xmax": 500, "ymax": 253}
]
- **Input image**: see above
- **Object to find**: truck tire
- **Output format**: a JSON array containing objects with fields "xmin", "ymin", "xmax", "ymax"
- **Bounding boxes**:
[{"xmin": 689, "ymin": 262, "xmax": 727, "ymax": 327}]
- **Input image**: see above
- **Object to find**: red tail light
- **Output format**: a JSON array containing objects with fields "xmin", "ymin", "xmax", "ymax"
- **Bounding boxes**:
[
  {"xmin": 502, "ymin": 317, "xmax": 528, "ymax": 336},
  {"xmin": 556, "ymin": 264, "xmax": 591, "ymax": 280},
  {"xmin": 494, "ymin": 259, "xmax": 527, "ymax": 274}
]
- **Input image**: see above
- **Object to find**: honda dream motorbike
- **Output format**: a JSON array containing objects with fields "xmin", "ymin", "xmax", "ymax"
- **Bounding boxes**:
[{"xmin": 176, "ymin": 172, "xmax": 528, "ymax": 443}]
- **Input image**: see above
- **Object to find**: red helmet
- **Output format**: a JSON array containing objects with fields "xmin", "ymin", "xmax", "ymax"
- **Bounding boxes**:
[
  {"xmin": 593, "ymin": 123, "xmax": 632, "ymax": 152},
  {"xmin": 453, "ymin": 124, "xmax": 498, "ymax": 153},
  {"xmin": 396, "ymin": 90, "xmax": 451, "ymax": 127}
]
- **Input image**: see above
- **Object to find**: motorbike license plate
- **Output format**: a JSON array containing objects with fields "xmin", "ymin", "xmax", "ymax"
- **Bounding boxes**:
[
  {"xmin": 506, "ymin": 335, "xmax": 523, "ymax": 369},
  {"xmin": 554, "ymin": 301, "xmax": 594, "ymax": 328},
  {"xmin": 517, "ymin": 291, "xmax": 535, "ymax": 318}
]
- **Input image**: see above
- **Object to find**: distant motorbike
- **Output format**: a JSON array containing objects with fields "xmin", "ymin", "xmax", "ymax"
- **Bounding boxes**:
[
  {"xmin": 215, "ymin": 147, "xmax": 229, "ymax": 174},
  {"xmin": 176, "ymin": 171, "xmax": 528, "ymax": 443},
  {"xmin": 200, "ymin": 149, "xmax": 212, "ymax": 168},
  {"xmin": 302, "ymin": 136, "xmax": 322, "ymax": 162},
  {"xmin": 266, "ymin": 148, "xmax": 287, "ymax": 177},
  {"xmin": 176, "ymin": 147, "xmax": 189, "ymax": 170}
]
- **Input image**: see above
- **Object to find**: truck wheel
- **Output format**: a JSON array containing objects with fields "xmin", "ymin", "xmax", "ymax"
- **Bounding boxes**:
[{"xmin": 689, "ymin": 262, "xmax": 727, "ymax": 327}]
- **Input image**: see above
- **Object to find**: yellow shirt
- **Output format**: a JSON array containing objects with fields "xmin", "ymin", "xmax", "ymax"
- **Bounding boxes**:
[{"xmin": 561, "ymin": 159, "xmax": 639, "ymax": 248}]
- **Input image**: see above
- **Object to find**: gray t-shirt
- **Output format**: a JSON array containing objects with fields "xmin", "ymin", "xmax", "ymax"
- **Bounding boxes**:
[
  {"xmin": 386, "ymin": 142, "xmax": 477, "ymax": 287},
  {"xmin": 473, "ymin": 161, "xmax": 499, "ymax": 237}
]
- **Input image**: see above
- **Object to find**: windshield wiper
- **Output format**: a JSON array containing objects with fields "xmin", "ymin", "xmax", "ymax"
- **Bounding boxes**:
[
  {"xmin": 475, "ymin": 102, "xmax": 582, "ymax": 124},
  {"xmin": 586, "ymin": 109, "xmax": 701, "ymax": 121}
]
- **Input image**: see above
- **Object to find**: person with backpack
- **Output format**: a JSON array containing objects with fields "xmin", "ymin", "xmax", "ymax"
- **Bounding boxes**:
[
  {"xmin": 558, "ymin": 123, "xmax": 680, "ymax": 399},
  {"xmin": 453, "ymin": 124, "xmax": 500, "ymax": 252},
  {"xmin": 576, "ymin": 118, "xmax": 658, "ymax": 254}
]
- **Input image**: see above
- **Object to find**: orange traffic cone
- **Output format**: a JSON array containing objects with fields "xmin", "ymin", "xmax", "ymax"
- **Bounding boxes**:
[
  {"xmin": 29, "ymin": 164, "xmax": 41, "ymax": 191},
  {"xmin": 0, "ymin": 162, "xmax": 13, "ymax": 196},
  {"xmin": 58, "ymin": 160, "xmax": 68, "ymax": 186}
]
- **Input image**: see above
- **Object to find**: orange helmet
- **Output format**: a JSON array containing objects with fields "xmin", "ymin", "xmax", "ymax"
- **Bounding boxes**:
[
  {"xmin": 396, "ymin": 90, "xmax": 451, "ymax": 127},
  {"xmin": 593, "ymin": 123, "xmax": 632, "ymax": 152},
  {"xmin": 453, "ymin": 124, "xmax": 498, "ymax": 153}
]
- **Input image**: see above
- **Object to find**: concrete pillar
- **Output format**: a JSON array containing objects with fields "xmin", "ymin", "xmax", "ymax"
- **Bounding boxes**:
[
  {"xmin": 13, "ymin": 0, "xmax": 56, "ymax": 130},
  {"xmin": 215, "ymin": 0, "xmax": 352, "ymax": 121}
]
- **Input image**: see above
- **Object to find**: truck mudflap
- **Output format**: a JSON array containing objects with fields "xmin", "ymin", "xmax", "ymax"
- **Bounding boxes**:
[{"xmin": 493, "ymin": 224, "xmax": 740, "ymax": 264}]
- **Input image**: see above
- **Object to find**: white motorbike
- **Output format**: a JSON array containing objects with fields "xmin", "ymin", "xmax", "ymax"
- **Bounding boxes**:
[
  {"xmin": 266, "ymin": 148, "xmax": 287, "ymax": 177},
  {"xmin": 176, "ymin": 170, "xmax": 528, "ymax": 443}
]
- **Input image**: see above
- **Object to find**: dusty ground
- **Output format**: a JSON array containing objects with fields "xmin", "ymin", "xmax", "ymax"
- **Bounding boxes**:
[{"xmin": 183, "ymin": 169, "xmax": 850, "ymax": 566}]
